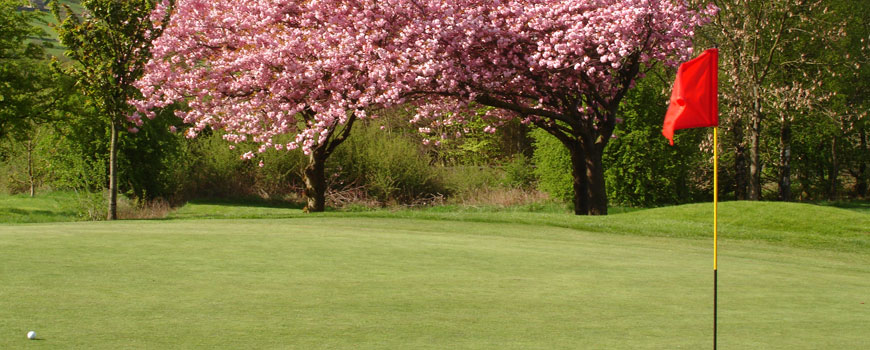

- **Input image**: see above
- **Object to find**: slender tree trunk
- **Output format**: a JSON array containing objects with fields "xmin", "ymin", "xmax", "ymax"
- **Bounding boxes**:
[
  {"xmin": 732, "ymin": 116, "xmax": 748, "ymax": 200},
  {"xmin": 303, "ymin": 147, "xmax": 327, "ymax": 213},
  {"xmin": 856, "ymin": 128, "xmax": 868, "ymax": 198},
  {"xmin": 568, "ymin": 144, "xmax": 589, "ymax": 215},
  {"xmin": 749, "ymin": 97, "xmax": 763, "ymax": 200},
  {"xmin": 27, "ymin": 139, "xmax": 35, "ymax": 198},
  {"xmin": 778, "ymin": 113, "xmax": 792, "ymax": 201},
  {"xmin": 108, "ymin": 120, "xmax": 118, "ymax": 220},
  {"xmin": 828, "ymin": 136, "xmax": 839, "ymax": 201}
]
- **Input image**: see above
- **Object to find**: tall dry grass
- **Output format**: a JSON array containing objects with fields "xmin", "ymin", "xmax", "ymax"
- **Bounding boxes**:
[{"xmin": 117, "ymin": 198, "xmax": 174, "ymax": 220}]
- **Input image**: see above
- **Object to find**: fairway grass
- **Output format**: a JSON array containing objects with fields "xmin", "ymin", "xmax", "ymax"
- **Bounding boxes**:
[{"xmin": 2, "ymin": 217, "xmax": 868, "ymax": 349}]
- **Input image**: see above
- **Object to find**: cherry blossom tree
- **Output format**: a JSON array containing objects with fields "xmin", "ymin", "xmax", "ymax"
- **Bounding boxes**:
[
  {"xmin": 400, "ymin": 0, "xmax": 716, "ymax": 215},
  {"xmin": 133, "ymin": 0, "xmax": 413, "ymax": 212},
  {"xmin": 135, "ymin": 0, "xmax": 713, "ymax": 214}
]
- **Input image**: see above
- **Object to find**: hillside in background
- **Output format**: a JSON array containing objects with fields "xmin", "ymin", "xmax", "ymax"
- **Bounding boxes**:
[{"xmin": 18, "ymin": 0, "xmax": 84, "ymax": 59}]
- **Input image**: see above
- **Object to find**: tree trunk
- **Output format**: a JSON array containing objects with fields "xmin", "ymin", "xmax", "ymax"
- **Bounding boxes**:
[
  {"xmin": 856, "ymin": 128, "xmax": 868, "ymax": 198},
  {"xmin": 568, "ymin": 145, "xmax": 589, "ymax": 215},
  {"xmin": 732, "ymin": 116, "xmax": 748, "ymax": 200},
  {"xmin": 303, "ymin": 147, "xmax": 327, "ymax": 213},
  {"xmin": 828, "ymin": 137, "xmax": 839, "ymax": 201},
  {"xmin": 585, "ymin": 146, "xmax": 608, "ymax": 216},
  {"xmin": 298, "ymin": 112, "xmax": 357, "ymax": 213},
  {"xmin": 27, "ymin": 139, "xmax": 35, "ymax": 198},
  {"xmin": 748, "ymin": 98, "xmax": 763, "ymax": 200},
  {"xmin": 778, "ymin": 113, "xmax": 792, "ymax": 201},
  {"xmin": 108, "ymin": 121, "xmax": 118, "ymax": 220}
]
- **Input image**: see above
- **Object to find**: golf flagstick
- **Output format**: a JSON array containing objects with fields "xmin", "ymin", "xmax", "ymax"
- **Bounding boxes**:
[
  {"xmin": 660, "ymin": 47, "xmax": 720, "ymax": 350},
  {"xmin": 713, "ymin": 126, "xmax": 719, "ymax": 350}
]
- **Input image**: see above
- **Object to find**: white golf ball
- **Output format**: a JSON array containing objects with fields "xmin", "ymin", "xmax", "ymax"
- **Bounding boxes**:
[{"xmin": 27, "ymin": 331, "xmax": 36, "ymax": 340}]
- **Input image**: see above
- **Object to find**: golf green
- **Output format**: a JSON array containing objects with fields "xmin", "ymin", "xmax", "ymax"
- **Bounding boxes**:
[{"xmin": 1, "ymin": 217, "xmax": 868, "ymax": 349}]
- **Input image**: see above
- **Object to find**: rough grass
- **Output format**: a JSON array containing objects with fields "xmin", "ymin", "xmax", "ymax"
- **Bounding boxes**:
[
  {"xmin": 0, "ymin": 192, "xmax": 175, "ymax": 223},
  {"xmin": 0, "ymin": 192, "xmax": 81, "ymax": 223},
  {"xmin": 1, "ymin": 216, "xmax": 868, "ymax": 349},
  {"xmin": 167, "ymin": 199, "xmax": 870, "ymax": 254}
]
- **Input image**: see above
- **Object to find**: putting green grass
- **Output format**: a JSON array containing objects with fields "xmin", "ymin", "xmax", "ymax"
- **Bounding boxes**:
[{"xmin": 2, "ymin": 214, "xmax": 869, "ymax": 349}]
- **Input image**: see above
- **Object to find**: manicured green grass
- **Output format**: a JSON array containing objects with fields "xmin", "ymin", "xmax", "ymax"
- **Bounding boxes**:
[
  {"xmin": 0, "ymin": 192, "xmax": 82, "ymax": 223},
  {"xmin": 2, "ymin": 212, "xmax": 869, "ymax": 349}
]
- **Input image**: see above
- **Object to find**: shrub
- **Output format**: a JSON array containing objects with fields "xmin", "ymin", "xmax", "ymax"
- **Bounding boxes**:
[
  {"xmin": 440, "ymin": 165, "xmax": 503, "ymax": 198},
  {"xmin": 603, "ymin": 76, "xmax": 707, "ymax": 207},
  {"xmin": 530, "ymin": 128, "xmax": 573, "ymax": 204},
  {"xmin": 501, "ymin": 153, "xmax": 536, "ymax": 189},
  {"xmin": 329, "ymin": 121, "xmax": 445, "ymax": 204}
]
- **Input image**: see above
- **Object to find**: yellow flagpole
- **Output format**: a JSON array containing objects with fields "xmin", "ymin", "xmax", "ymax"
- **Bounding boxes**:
[
  {"xmin": 713, "ymin": 126, "xmax": 719, "ymax": 350},
  {"xmin": 714, "ymin": 129, "xmax": 718, "ymax": 269}
]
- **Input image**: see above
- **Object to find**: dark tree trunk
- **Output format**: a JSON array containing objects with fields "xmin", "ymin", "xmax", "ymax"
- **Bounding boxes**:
[
  {"xmin": 27, "ymin": 139, "xmax": 35, "ymax": 198},
  {"xmin": 108, "ymin": 120, "xmax": 118, "ymax": 220},
  {"xmin": 856, "ymin": 128, "xmax": 868, "ymax": 198},
  {"xmin": 568, "ymin": 144, "xmax": 589, "ymax": 215},
  {"xmin": 778, "ymin": 114, "xmax": 792, "ymax": 201},
  {"xmin": 299, "ymin": 112, "xmax": 357, "ymax": 213},
  {"xmin": 749, "ymin": 98, "xmax": 763, "ymax": 200},
  {"xmin": 583, "ymin": 139, "xmax": 607, "ymax": 216},
  {"xmin": 828, "ymin": 137, "xmax": 839, "ymax": 201},
  {"xmin": 303, "ymin": 147, "xmax": 327, "ymax": 213},
  {"xmin": 732, "ymin": 116, "xmax": 748, "ymax": 200},
  {"xmin": 585, "ymin": 154, "xmax": 608, "ymax": 215}
]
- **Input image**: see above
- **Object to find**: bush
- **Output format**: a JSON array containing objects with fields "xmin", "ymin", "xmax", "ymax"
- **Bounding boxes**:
[
  {"xmin": 172, "ymin": 130, "xmax": 260, "ymax": 199},
  {"xmin": 530, "ymin": 128, "xmax": 573, "ymax": 204},
  {"xmin": 117, "ymin": 110, "xmax": 188, "ymax": 201},
  {"xmin": 330, "ymin": 121, "xmax": 445, "ymax": 204},
  {"xmin": 501, "ymin": 153, "xmax": 536, "ymax": 189},
  {"xmin": 0, "ymin": 124, "xmax": 54, "ymax": 195},
  {"xmin": 440, "ymin": 165, "xmax": 503, "ymax": 196},
  {"xmin": 603, "ymin": 76, "xmax": 708, "ymax": 207},
  {"xmin": 256, "ymin": 138, "xmax": 306, "ymax": 198}
]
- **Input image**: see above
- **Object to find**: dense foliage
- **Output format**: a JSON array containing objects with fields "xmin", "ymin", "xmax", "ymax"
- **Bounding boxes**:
[
  {"xmin": 51, "ymin": 0, "xmax": 174, "ymax": 219},
  {"xmin": 1, "ymin": 0, "xmax": 868, "ymax": 218}
]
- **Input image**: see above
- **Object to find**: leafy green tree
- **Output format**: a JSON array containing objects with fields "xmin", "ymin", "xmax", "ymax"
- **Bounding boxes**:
[
  {"xmin": 704, "ymin": 0, "xmax": 852, "ymax": 201},
  {"xmin": 0, "ymin": 0, "xmax": 57, "ymax": 139},
  {"xmin": 531, "ymin": 127, "xmax": 573, "ymax": 205},
  {"xmin": 603, "ymin": 73, "xmax": 708, "ymax": 207},
  {"xmin": 52, "ymin": 0, "xmax": 174, "ymax": 219}
]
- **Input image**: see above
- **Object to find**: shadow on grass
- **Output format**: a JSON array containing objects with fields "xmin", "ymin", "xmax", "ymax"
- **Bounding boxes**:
[
  {"xmin": 0, "ymin": 208, "xmax": 80, "ymax": 224},
  {"xmin": 165, "ymin": 197, "xmax": 308, "ymax": 220},
  {"xmin": 184, "ymin": 197, "xmax": 306, "ymax": 210},
  {"xmin": 814, "ymin": 200, "xmax": 870, "ymax": 214}
]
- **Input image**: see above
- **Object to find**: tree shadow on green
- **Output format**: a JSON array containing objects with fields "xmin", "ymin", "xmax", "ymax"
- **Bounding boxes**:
[
  {"xmin": 0, "ymin": 207, "xmax": 79, "ymax": 223},
  {"xmin": 166, "ymin": 197, "xmax": 306, "ymax": 220},
  {"xmin": 815, "ymin": 200, "xmax": 870, "ymax": 214}
]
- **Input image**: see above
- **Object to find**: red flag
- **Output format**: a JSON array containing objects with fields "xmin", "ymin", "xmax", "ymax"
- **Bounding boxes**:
[{"xmin": 662, "ymin": 48, "xmax": 719, "ymax": 145}]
